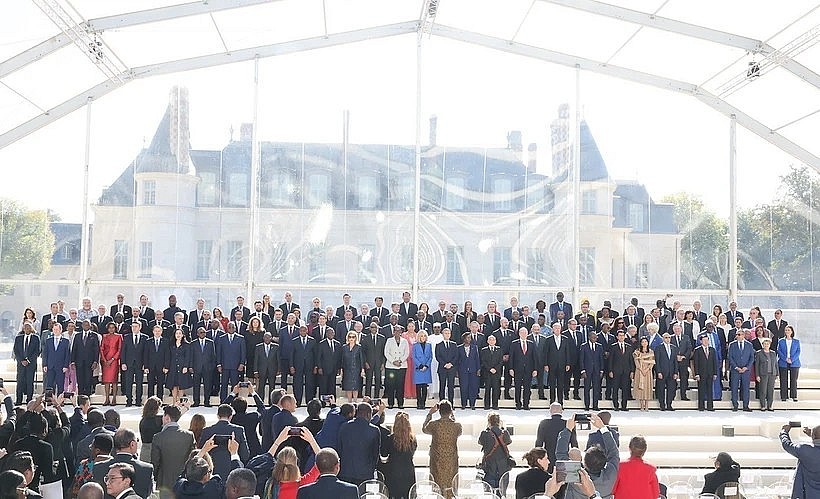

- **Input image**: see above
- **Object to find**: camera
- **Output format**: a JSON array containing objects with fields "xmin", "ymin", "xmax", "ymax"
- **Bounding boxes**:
[
  {"xmin": 574, "ymin": 412, "xmax": 592, "ymax": 430},
  {"xmin": 288, "ymin": 427, "xmax": 303, "ymax": 436},
  {"xmin": 555, "ymin": 461, "xmax": 582, "ymax": 483},
  {"xmin": 321, "ymin": 395, "xmax": 332, "ymax": 403},
  {"xmin": 239, "ymin": 381, "xmax": 250, "ymax": 388},
  {"xmin": 214, "ymin": 435, "xmax": 230, "ymax": 446},
  {"xmin": 63, "ymin": 392, "xmax": 74, "ymax": 399},
  {"xmin": 789, "ymin": 421, "xmax": 802, "ymax": 428},
  {"xmin": 44, "ymin": 387, "xmax": 54, "ymax": 404},
  {"xmin": 180, "ymin": 397, "xmax": 189, "ymax": 404}
]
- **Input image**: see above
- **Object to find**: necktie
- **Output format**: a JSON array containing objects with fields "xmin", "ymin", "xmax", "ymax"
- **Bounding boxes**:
[
  {"xmin": 667, "ymin": 345, "xmax": 671, "ymax": 358},
  {"xmin": 591, "ymin": 343, "xmax": 595, "ymax": 352},
  {"xmin": 265, "ymin": 344, "xmax": 270, "ymax": 356},
  {"xmin": 54, "ymin": 338, "xmax": 58, "ymax": 350},
  {"xmin": 621, "ymin": 343, "xmax": 625, "ymax": 354},
  {"xmin": 705, "ymin": 347, "xmax": 709, "ymax": 359},
  {"xmin": 134, "ymin": 334, "xmax": 139, "ymax": 345},
  {"xmin": 302, "ymin": 337, "xmax": 306, "ymax": 347},
  {"xmin": 522, "ymin": 342, "xmax": 527, "ymax": 355},
  {"xmin": 739, "ymin": 341, "xmax": 743, "ymax": 353},
  {"xmin": 201, "ymin": 340, "xmax": 205, "ymax": 352},
  {"xmin": 330, "ymin": 341, "xmax": 334, "ymax": 354},
  {"xmin": 24, "ymin": 336, "xmax": 28, "ymax": 352},
  {"xmin": 155, "ymin": 339, "xmax": 159, "ymax": 351},
  {"xmin": 229, "ymin": 335, "xmax": 233, "ymax": 344}
]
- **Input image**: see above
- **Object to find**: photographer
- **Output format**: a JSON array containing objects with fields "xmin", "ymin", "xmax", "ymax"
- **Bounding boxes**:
[
  {"xmin": 780, "ymin": 423, "xmax": 820, "ymax": 498},
  {"xmin": 477, "ymin": 412, "xmax": 513, "ymax": 488},
  {"xmin": 555, "ymin": 414, "xmax": 618, "ymax": 499}
]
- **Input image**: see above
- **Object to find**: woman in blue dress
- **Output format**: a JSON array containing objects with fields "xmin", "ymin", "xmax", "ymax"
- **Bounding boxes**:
[
  {"xmin": 341, "ymin": 331, "xmax": 364, "ymax": 403},
  {"xmin": 413, "ymin": 331, "xmax": 433, "ymax": 410}
]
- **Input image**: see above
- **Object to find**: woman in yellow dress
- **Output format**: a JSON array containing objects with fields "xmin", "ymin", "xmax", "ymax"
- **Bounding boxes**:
[{"xmin": 633, "ymin": 336, "xmax": 656, "ymax": 411}]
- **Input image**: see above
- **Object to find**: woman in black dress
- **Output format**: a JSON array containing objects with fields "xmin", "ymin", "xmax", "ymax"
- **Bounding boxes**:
[
  {"xmin": 166, "ymin": 328, "xmax": 192, "ymax": 404},
  {"xmin": 514, "ymin": 447, "xmax": 551, "ymax": 499},
  {"xmin": 382, "ymin": 411, "xmax": 417, "ymax": 499},
  {"xmin": 341, "ymin": 332, "xmax": 364, "ymax": 403},
  {"xmin": 138, "ymin": 397, "xmax": 163, "ymax": 459},
  {"xmin": 245, "ymin": 317, "xmax": 266, "ymax": 377}
]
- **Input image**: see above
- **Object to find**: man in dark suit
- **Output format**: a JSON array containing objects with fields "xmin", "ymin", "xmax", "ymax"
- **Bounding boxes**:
[
  {"xmin": 93, "ymin": 428, "xmax": 154, "ymax": 499},
  {"xmin": 361, "ymin": 323, "xmax": 386, "ymax": 399},
  {"xmin": 43, "ymin": 323, "xmax": 71, "ymax": 394},
  {"xmin": 278, "ymin": 313, "xmax": 299, "ymax": 390},
  {"xmin": 198, "ymin": 405, "xmax": 250, "ymax": 479},
  {"xmin": 456, "ymin": 333, "xmax": 480, "ymax": 410},
  {"xmin": 399, "ymin": 292, "xmax": 418, "ymax": 320},
  {"xmin": 508, "ymin": 327, "xmax": 537, "ymax": 410},
  {"xmin": 545, "ymin": 322, "xmax": 571, "ymax": 404},
  {"xmin": 144, "ymin": 325, "xmax": 171, "ymax": 399},
  {"xmin": 223, "ymin": 387, "xmax": 266, "ymax": 458},
  {"xmin": 529, "ymin": 324, "xmax": 548, "ymax": 399},
  {"xmin": 228, "ymin": 309, "xmax": 248, "ymax": 338},
  {"xmin": 121, "ymin": 322, "xmax": 147, "ymax": 407},
  {"xmin": 767, "ymin": 309, "xmax": 788, "ymax": 342},
  {"xmin": 336, "ymin": 309, "xmax": 356, "ymax": 338},
  {"xmin": 693, "ymin": 333, "xmax": 718, "ymax": 411},
  {"xmin": 335, "ymin": 293, "xmax": 355, "ymax": 320},
  {"xmin": 491, "ymin": 319, "xmax": 515, "ymax": 399},
  {"xmin": 431, "ymin": 301, "xmax": 448, "ymax": 324},
  {"xmin": 148, "ymin": 309, "xmax": 171, "ymax": 341},
  {"xmin": 503, "ymin": 296, "xmax": 521, "ymax": 321},
  {"xmin": 442, "ymin": 312, "xmax": 461, "ymax": 341},
  {"xmin": 290, "ymin": 325, "xmax": 317, "ymax": 406},
  {"xmin": 670, "ymin": 322, "xmax": 693, "ymax": 401},
  {"xmin": 41, "ymin": 302, "xmax": 65, "ymax": 333},
  {"xmin": 109, "ymin": 294, "xmax": 133, "ymax": 322},
  {"xmin": 296, "ymin": 448, "xmax": 359, "ymax": 499},
  {"xmin": 101, "ymin": 463, "xmax": 142, "ymax": 499},
  {"xmin": 370, "ymin": 297, "xmax": 389, "ymax": 325},
  {"xmin": 216, "ymin": 324, "xmax": 247, "ymax": 402},
  {"xmin": 480, "ymin": 334, "xmax": 503, "ymax": 410},
  {"xmin": 535, "ymin": 403, "xmax": 577, "ymax": 473},
  {"xmin": 549, "ymin": 292, "xmax": 573, "ymax": 324},
  {"xmin": 337, "ymin": 403, "xmax": 381, "ymax": 486},
  {"xmin": 268, "ymin": 308, "xmax": 286, "ymax": 336},
  {"xmin": 192, "ymin": 327, "xmax": 217, "ymax": 407},
  {"xmin": 654, "ymin": 333, "xmax": 679, "ymax": 411},
  {"xmin": 316, "ymin": 329, "xmax": 342, "ymax": 397},
  {"xmin": 579, "ymin": 330, "xmax": 604, "ymax": 410},
  {"xmin": 728, "ymin": 330, "xmax": 755, "ymax": 411},
  {"xmin": 608, "ymin": 330, "xmax": 634, "ymax": 411},
  {"xmin": 726, "ymin": 301, "xmax": 744, "ymax": 326},
  {"xmin": 254, "ymin": 332, "xmax": 279, "ymax": 401},
  {"xmin": 566, "ymin": 320, "xmax": 587, "ymax": 400},
  {"xmin": 229, "ymin": 296, "xmax": 251, "ymax": 323},
  {"xmin": 162, "ymin": 294, "xmax": 187, "ymax": 324},
  {"xmin": 91, "ymin": 304, "xmax": 113, "ymax": 333},
  {"xmin": 187, "ymin": 298, "xmax": 208, "ymax": 331},
  {"xmin": 279, "ymin": 291, "xmax": 300, "ymax": 317},
  {"xmin": 13, "ymin": 323, "xmax": 40, "ymax": 404},
  {"xmin": 692, "ymin": 300, "xmax": 708, "ymax": 331},
  {"xmin": 435, "ymin": 328, "xmax": 458, "ymax": 404}
]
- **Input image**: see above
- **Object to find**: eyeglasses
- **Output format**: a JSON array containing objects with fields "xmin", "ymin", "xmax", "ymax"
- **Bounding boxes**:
[{"xmin": 104, "ymin": 475, "xmax": 125, "ymax": 483}]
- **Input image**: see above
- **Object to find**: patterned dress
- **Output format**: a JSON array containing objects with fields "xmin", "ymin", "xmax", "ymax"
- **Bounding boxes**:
[
  {"xmin": 423, "ymin": 412, "xmax": 462, "ymax": 498},
  {"xmin": 632, "ymin": 350, "xmax": 656, "ymax": 401}
]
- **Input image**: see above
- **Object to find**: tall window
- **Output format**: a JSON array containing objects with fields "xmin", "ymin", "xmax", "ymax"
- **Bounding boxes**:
[
  {"xmin": 61, "ymin": 243, "xmax": 76, "ymax": 261},
  {"xmin": 196, "ymin": 240, "xmax": 213, "ymax": 280},
  {"xmin": 226, "ymin": 241, "xmax": 243, "ymax": 279},
  {"xmin": 113, "ymin": 240, "xmax": 128, "ymax": 279},
  {"xmin": 268, "ymin": 172, "xmax": 295, "ymax": 207},
  {"xmin": 198, "ymin": 172, "xmax": 217, "ymax": 206},
  {"xmin": 446, "ymin": 246, "xmax": 464, "ymax": 285},
  {"xmin": 358, "ymin": 177, "xmax": 380, "ymax": 209},
  {"xmin": 635, "ymin": 262, "xmax": 649, "ymax": 288},
  {"xmin": 308, "ymin": 244, "xmax": 326, "ymax": 282},
  {"xmin": 270, "ymin": 243, "xmax": 288, "ymax": 281},
  {"xmin": 629, "ymin": 203, "xmax": 645, "ymax": 231},
  {"xmin": 138, "ymin": 242, "xmax": 152, "ymax": 278},
  {"xmin": 358, "ymin": 244, "xmax": 376, "ymax": 283},
  {"xmin": 307, "ymin": 174, "xmax": 330, "ymax": 207},
  {"xmin": 582, "ymin": 191, "xmax": 597, "ymax": 214},
  {"xmin": 493, "ymin": 178, "xmax": 512, "ymax": 211},
  {"xmin": 228, "ymin": 173, "xmax": 248, "ymax": 207},
  {"xmin": 527, "ymin": 248, "xmax": 547, "ymax": 283},
  {"xmin": 141, "ymin": 180, "xmax": 156, "ymax": 205},
  {"xmin": 30, "ymin": 284, "xmax": 41, "ymax": 297},
  {"xmin": 580, "ymin": 247, "xmax": 596, "ymax": 286},
  {"xmin": 444, "ymin": 177, "xmax": 465, "ymax": 210},
  {"xmin": 399, "ymin": 245, "xmax": 413, "ymax": 281},
  {"xmin": 395, "ymin": 176, "xmax": 414, "ymax": 210},
  {"xmin": 493, "ymin": 247, "xmax": 511, "ymax": 283},
  {"xmin": 57, "ymin": 284, "xmax": 69, "ymax": 297}
]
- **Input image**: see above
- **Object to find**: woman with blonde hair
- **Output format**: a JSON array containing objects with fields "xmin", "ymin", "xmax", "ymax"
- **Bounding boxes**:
[
  {"xmin": 264, "ymin": 426, "xmax": 321, "ymax": 499},
  {"xmin": 383, "ymin": 411, "xmax": 417, "ymax": 499}
]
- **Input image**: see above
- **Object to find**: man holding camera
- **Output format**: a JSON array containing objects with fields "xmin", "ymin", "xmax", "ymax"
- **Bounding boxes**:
[
  {"xmin": 780, "ymin": 423, "xmax": 820, "ymax": 498},
  {"xmin": 556, "ymin": 413, "xmax": 618, "ymax": 499}
]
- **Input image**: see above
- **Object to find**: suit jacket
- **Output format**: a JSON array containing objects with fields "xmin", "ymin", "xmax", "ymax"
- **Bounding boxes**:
[
  {"xmin": 337, "ymin": 418, "xmax": 381, "ymax": 481},
  {"xmin": 767, "ymin": 319, "xmax": 788, "ymax": 342},
  {"xmin": 71, "ymin": 331, "xmax": 100, "ymax": 365},
  {"xmin": 670, "ymin": 334, "xmax": 693, "ymax": 366},
  {"xmin": 726, "ymin": 310, "xmax": 744, "ymax": 325},
  {"xmin": 42, "ymin": 336, "xmax": 71, "ymax": 371},
  {"xmin": 529, "ymin": 334, "xmax": 548, "ymax": 370},
  {"xmin": 654, "ymin": 343, "xmax": 679, "ymax": 377},
  {"xmin": 335, "ymin": 321, "xmax": 356, "ymax": 337},
  {"xmin": 92, "ymin": 453, "xmax": 154, "ymax": 499},
  {"xmin": 191, "ymin": 337, "xmax": 217, "ymax": 373},
  {"xmin": 399, "ymin": 301, "xmax": 418, "ymax": 319},
  {"xmin": 254, "ymin": 342, "xmax": 280, "ymax": 378},
  {"xmin": 144, "ymin": 337, "xmax": 171, "ymax": 371},
  {"xmin": 508, "ymin": 339, "xmax": 536, "ymax": 374},
  {"xmin": 441, "ymin": 321, "xmax": 461, "ymax": 339},
  {"xmin": 335, "ymin": 305, "xmax": 355, "ymax": 320},
  {"xmin": 224, "ymin": 393, "xmax": 265, "ymax": 458},
  {"xmin": 777, "ymin": 338, "xmax": 801, "ymax": 368},
  {"xmin": 186, "ymin": 309, "xmax": 208, "ymax": 330},
  {"xmin": 162, "ymin": 306, "xmax": 187, "ymax": 324},
  {"xmin": 278, "ymin": 325, "xmax": 298, "ymax": 361},
  {"xmin": 435, "ymin": 340, "xmax": 459, "ymax": 372},
  {"xmin": 290, "ymin": 335, "xmax": 317, "ymax": 373},
  {"xmin": 148, "ymin": 319, "xmax": 171, "ymax": 339},
  {"xmin": 216, "ymin": 334, "xmax": 247, "ymax": 370},
  {"xmin": 608, "ymin": 343, "xmax": 634, "ymax": 375},
  {"xmin": 579, "ymin": 341, "xmax": 604, "ymax": 375},
  {"xmin": 456, "ymin": 343, "xmax": 480, "ymax": 377},
  {"xmin": 13, "ymin": 435, "xmax": 55, "ymax": 488},
  {"xmin": 109, "ymin": 304, "xmax": 133, "ymax": 321},
  {"xmin": 727, "ymin": 340, "xmax": 755, "ymax": 371},
  {"xmin": 279, "ymin": 302, "xmax": 300, "ymax": 317},
  {"xmin": 296, "ymin": 475, "xmax": 359, "ymax": 499},
  {"xmin": 151, "ymin": 424, "xmax": 196, "ymax": 489},
  {"xmin": 535, "ymin": 415, "xmax": 577, "ymax": 465},
  {"xmin": 90, "ymin": 315, "xmax": 113, "ymax": 332},
  {"xmin": 693, "ymin": 345, "xmax": 718, "ymax": 378},
  {"xmin": 121, "ymin": 333, "xmax": 148, "ymax": 370},
  {"xmin": 480, "ymin": 345, "xmax": 504, "ymax": 375},
  {"xmin": 13, "ymin": 333, "xmax": 41, "ymax": 365},
  {"xmin": 488, "ymin": 329, "xmax": 514, "ymax": 354},
  {"xmin": 694, "ymin": 310, "xmax": 708, "ymax": 331},
  {"xmin": 431, "ymin": 310, "xmax": 448, "ymax": 324},
  {"xmin": 611, "ymin": 457, "xmax": 659, "ymax": 499},
  {"xmin": 361, "ymin": 332, "xmax": 386, "ymax": 369},
  {"xmin": 503, "ymin": 307, "xmax": 521, "ymax": 321},
  {"xmin": 549, "ymin": 301, "xmax": 573, "ymax": 323},
  {"xmin": 199, "ymin": 420, "xmax": 249, "ymax": 478},
  {"xmin": 316, "ymin": 339, "xmax": 342, "ymax": 374},
  {"xmin": 544, "ymin": 334, "xmax": 570, "ymax": 370}
]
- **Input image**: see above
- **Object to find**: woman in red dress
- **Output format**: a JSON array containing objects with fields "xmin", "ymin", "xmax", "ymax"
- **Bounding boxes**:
[
  {"xmin": 403, "ymin": 320, "xmax": 419, "ymax": 399},
  {"xmin": 100, "ymin": 324, "xmax": 123, "ymax": 405},
  {"xmin": 213, "ymin": 307, "xmax": 229, "ymax": 332}
]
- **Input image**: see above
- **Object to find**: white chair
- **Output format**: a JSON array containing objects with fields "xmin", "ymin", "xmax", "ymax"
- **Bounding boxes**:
[
  {"xmin": 497, "ymin": 471, "xmax": 512, "ymax": 499},
  {"xmin": 453, "ymin": 478, "xmax": 492, "ymax": 498},
  {"xmin": 698, "ymin": 494, "xmax": 719, "ymax": 499},
  {"xmin": 358, "ymin": 479, "xmax": 389, "ymax": 498},
  {"xmin": 410, "ymin": 480, "xmax": 442, "ymax": 499},
  {"xmin": 664, "ymin": 481, "xmax": 694, "ymax": 499},
  {"xmin": 360, "ymin": 493, "xmax": 388, "ymax": 499}
]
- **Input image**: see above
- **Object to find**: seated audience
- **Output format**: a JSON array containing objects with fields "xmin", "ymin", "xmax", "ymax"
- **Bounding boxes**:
[
  {"xmin": 702, "ymin": 452, "xmax": 741, "ymax": 495},
  {"xmin": 514, "ymin": 447, "xmax": 550, "ymax": 499}
]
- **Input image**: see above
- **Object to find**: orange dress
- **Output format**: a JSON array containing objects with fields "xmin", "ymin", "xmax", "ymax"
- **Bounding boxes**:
[
  {"xmin": 100, "ymin": 332, "xmax": 122, "ymax": 383},
  {"xmin": 403, "ymin": 331, "xmax": 418, "ymax": 397}
]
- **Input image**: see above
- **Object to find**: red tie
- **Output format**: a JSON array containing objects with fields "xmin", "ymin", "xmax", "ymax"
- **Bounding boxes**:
[{"xmin": 522, "ymin": 342, "xmax": 527, "ymax": 355}]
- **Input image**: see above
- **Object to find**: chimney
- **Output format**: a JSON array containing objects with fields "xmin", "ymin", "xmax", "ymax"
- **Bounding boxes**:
[
  {"xmin": 429, "ymin": 115, "xmax": 437, "ymax": 147},
  {"xmin": 240, "ymin": 123, "xmax": 253, "ymax": 142},
  {"xmin": 507, "ymin": 130, "xmax": 522, "ymax": 152},
  {"xmin": 169, "ymin": 85, "xmax": 191, "ymax": 169},
  {"xmin": 527, "ymin": 143, "xmax": 537, "ymax": 174}
]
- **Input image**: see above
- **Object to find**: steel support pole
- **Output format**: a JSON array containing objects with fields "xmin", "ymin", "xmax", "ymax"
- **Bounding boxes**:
[
  {"xmin": 729, "ymin": 114, "xmax": 738, "ymax": 301},
  {"xmin": 411, "ymin": 37, "xmax": 423, "ymax": 299},
  {"xmin": 79, "ymin": 98, "xmax": 92, "ymax": 302},
  {"xmin": 573, "ymin": 65, "xmax": 582, "ymax": 304},
  {"xmin": 247, "ymin": 56, "xmax": 261, "ymax": 300}
]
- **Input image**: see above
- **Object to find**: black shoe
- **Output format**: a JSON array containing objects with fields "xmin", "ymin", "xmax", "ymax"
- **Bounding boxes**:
[
  {"xmin": 584, "ymin": 407, "xmax": 590, "ymax": 411},
  {"xmin": 731, "ymin": 407, "xmax": 738, "ymax": 412},
  {"xmin": 681, "ymin": 397, "xmax": 690, "ymax": 401},
  {"xmin": 516, "ymin": 405, "xmax": 522, "ymax": 410},
  {"xmin": 471, "ymin": 406, "xmax": 476, "ymax": 410},
  {"xmin": 125, "ymin": 403, "xmax": 132, "ymax": 408},
  {"xmin": 707, "ymin": 408, "xmax": 715, "ymax": 411},
  {"xmin": 668, "ymin": 407, "xmax": 675, "ymax": 411},
  {"xmin": 204, "ymin": 403, "xmax": 212, "ymax": 408},
  {"xmin": 698, "ymin": 408, "xmax": 705, "ymax": 412},
  {"xmin": 192, "ymin": 403, "xmax": 200, "ymax": 407},
  {"xmin": 622, "ymin": 408, "xmax": 629, "ymax": 412},
  {"xmin": 593, "ymin": 407, "xmax": 600, "ymax": 411},
  {"xmin": 743, "ymin": 407, "xmax": 752, "ymax": 412},
  {"xmin": 524, "ymin": 406, "xmax": 530, "ymax": 410},
  {"xmin": 492, "ymin": 406, "xmax": 499, "ymax": 410}
]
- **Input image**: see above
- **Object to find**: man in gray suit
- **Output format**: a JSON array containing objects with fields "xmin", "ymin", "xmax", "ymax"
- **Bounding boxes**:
[
  {"xmin": 93, "ymin": 428, "xmax": 155, "ymax": 499},
  {"xmin": 76, "ymin": 410, "xmax": 114, "ymax": 464},
  {"xmin": 253, "ymin": 332, "xmax": 279, "ymax": 401},
  {"xmin": 151, "ymin": 405, "xmax": 195, "ymax": 491}
]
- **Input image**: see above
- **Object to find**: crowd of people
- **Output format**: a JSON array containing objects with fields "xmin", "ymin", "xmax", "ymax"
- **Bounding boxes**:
[{"xmin": 12, "ymin": 292, "xmax": 803, "ymax": 412}]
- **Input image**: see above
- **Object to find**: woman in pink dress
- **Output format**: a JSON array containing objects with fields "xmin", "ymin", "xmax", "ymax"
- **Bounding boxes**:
[
  {"xmin": 63, "ymin": 322, "xmax": 79, "ymax": 395},
  {"xmin": 403, "ymin": 321, "xmax": 419, "ymax": 399},
  {"xmin": 100, "ymin": 322, "xmax": 123, "ymax": 405}
]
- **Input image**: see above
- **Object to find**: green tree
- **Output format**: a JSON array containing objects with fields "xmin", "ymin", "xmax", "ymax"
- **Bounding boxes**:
[
  {"xmin": 661, "ymin": 193, "xmax": 729, "ymax": 289},
  {"xmin": 0, "ymin": 200, "xmax": 55, "ymax": 278}
]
